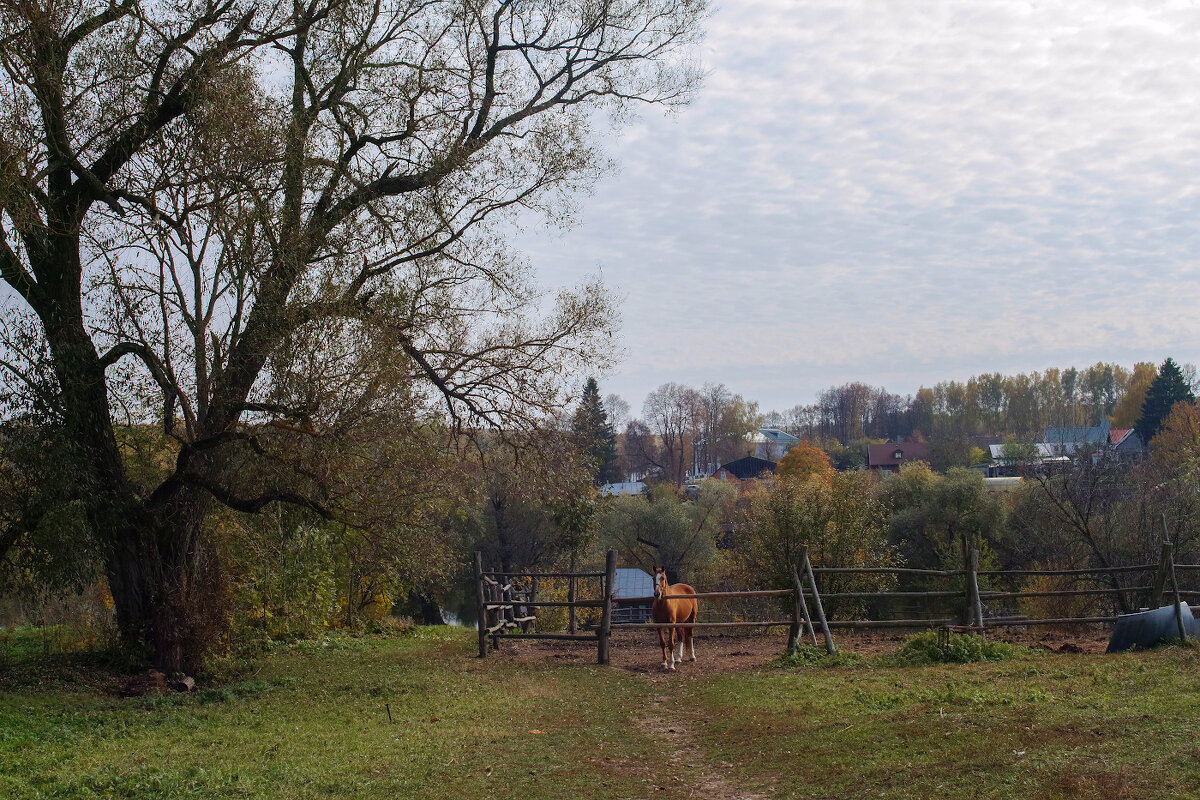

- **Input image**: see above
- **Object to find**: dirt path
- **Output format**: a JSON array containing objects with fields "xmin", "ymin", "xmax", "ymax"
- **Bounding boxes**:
[{"xmin": 632, "ymin": 685, "xmax": 772, "ymax": 800}]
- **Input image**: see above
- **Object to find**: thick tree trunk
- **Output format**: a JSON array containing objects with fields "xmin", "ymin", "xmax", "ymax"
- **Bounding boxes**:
[{"xmin": 38, "ymin": 244, "xmax": 221, "ymax": 674}]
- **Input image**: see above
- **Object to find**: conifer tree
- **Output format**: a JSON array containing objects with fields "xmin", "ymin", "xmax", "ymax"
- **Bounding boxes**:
[
  {"xmin": 1136, "ymin": 358, "xmax": 1196, "ymax": 444},
  {"xmin": 572, "ymin": 378, "xmax": 621, "ymax": 486}
]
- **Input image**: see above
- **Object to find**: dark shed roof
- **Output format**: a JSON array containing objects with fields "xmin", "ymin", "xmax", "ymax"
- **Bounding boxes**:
[{"xmin": 715, "ymin": 456, "xmax": 777, "ymax": 480}]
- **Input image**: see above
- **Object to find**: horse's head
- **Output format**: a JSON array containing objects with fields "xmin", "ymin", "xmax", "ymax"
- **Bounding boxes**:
[{"xmin": 653, "ymin": 566, "xmax": 668, "ymax": 599}]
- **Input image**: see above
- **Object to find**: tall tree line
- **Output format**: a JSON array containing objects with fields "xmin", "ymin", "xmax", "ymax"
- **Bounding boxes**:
[{"xmin": 763, "ymin": 362, "xmax": 1197, "ymax": 445}]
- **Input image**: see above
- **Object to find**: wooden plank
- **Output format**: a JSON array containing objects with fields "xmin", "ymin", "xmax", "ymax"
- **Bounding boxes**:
[
  {"xmin": 613, "ymin": 621, "xmax": 796, "ymax": 629},
  {"xmin": 792, "ymin": 562, "xmax": 816, "ymax": 647},
  {"xmin": 1152, "ymin": 541, "xmax": 1173, "ymax": 607},
  {"xmin": 484, "ymin": 600, "xmax": 605, "ymax": 609},
  {"xmin": 980, "ymin": 586, "xmax": 1150, "ymax": 600},
  {"xmin": 827, "ymin": 618, "xmax": 956, "ymax": 629},
  {"xmin": 568, "ymin": 553, "xmax": 577, "ymax": 635},
  {"xmin": 474, "ymin": 552, "xmax": 488, "ymax": 659},
  {"xmin": 821, "ymin": 590, "xmax": 964, "ymax": 599},
  {"xmin": 619, "ymin": 589, "xmax": 794, "ymax": 602},
  {"xmin": 985, "ymin": 616, "xmax": 1117, "ymax": 626},
  {"xmin": 598, "ymin": 550, "xmax": 616, "ymax": 665},
  {"xmin": 481, "ymin": 571, "xmax": 606, "ymax": 579},
  {"xmin": 497, "ymin": 633, "xmax": 598, "ymax": 641},
  {"xmin": 813, "ymin": 567, "xmax": 961, "ymax": 576},
  {"xmin": 1164, "ymin": 517, "xmax": 1188, "ymax": 643},
  {"xmin": 976, "ymin": 564, "xmax": 1153, "ymax": 577},
  {"xmin": 969, "ymin": 548, "xmax": 984, "ymax": 631},
  {"xmin": 803, "ymin": 548, "xmax": 836, "ymax": 655}
]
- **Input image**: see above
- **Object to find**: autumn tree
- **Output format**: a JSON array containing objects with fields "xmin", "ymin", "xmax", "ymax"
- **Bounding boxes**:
[
  {"xmin": 734, "ymin": 472, "xmax": 896, "ymax": 613},
  {"xmin": 1109, "ymin": 362, "xmax": 1157, "ymax": 428},
  {"xmin": 776, "ymin": 440, "xmax": 832, "ymax": 482},
  {"xmin": 0, "ymin": 0, "xmax": 706, "ymax": 671}
]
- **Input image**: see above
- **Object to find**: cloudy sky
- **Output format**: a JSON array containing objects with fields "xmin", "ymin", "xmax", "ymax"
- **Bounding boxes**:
[{"xmin": 512, "ymin": 0, "xmax": 1200, "ymax": 413}]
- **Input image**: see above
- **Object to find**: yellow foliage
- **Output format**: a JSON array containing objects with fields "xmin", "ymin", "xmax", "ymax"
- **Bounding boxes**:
[{"xmin": 777, "ymin": 441, "xmax": 833, "ymax": 482}]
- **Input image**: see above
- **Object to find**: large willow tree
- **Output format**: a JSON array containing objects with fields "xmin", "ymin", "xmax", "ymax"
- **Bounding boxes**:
[{"xmin": 0, "ymin": 0, "xmax": 705, "ymax": 671}]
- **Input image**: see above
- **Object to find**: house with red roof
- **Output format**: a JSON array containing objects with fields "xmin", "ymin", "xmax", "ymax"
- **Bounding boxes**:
[
  {"xmin": 1108, "ymin": 428, "xmax": 1145, "ymax": 460},
  {"xmin": 867, "ymin": 441, "xmax": 932, "ymax": 473}
]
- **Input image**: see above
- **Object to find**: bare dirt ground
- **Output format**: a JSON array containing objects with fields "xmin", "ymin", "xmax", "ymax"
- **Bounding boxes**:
[
  {"xmin": 631, "ymin": 693, "xmax": 772, "ymax": 800},
  {"xmin": 487, "ymin": 625, "xmax": 1114, "ymax": 675}
]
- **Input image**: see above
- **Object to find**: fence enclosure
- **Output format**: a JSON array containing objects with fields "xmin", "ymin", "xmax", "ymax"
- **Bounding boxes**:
[{"xmin": 474, "ymin": 541, "xmax": 1200, "ymax": 662}]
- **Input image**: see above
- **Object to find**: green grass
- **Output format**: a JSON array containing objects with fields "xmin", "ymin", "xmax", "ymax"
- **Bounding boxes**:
[
  {"xmin": 682, "ymin": 643, "xmax": 1200, "ymax": 799},
  {"xmin": 3, "ymin": 628, "xmax": 1200, "ymax": 799},
  {"xmin": 0, "ymin": 628, "xmax": 677, "ymax": 799}
]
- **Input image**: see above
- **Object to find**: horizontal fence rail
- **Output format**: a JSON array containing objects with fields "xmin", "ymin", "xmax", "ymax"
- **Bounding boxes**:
[
  {"xmin": 976, "ymin": 564, "xmax": 1155, "ymax": 577},
  {"xmin": 484, "ymin": 600, "xmax": 606, "ymax": 609},
  {"xmin": 476, "ymin": 541, "xmax": 1199, "ymax": 665},
  {"xmin": 812, "ymin": 567, "xmax": 962, "ymax": 576},
  {"xmin": 480, "ymin": 571, "xmax": 607, "ymax": 579},
  {"xmin": 613, "ymin": 620, "xmax": 795, "ymax": 629}
]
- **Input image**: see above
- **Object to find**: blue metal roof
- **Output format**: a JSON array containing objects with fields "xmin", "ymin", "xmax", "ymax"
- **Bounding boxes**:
[
  {"xmin": 758, "ymin": 428, "xmax": 800, "ymax": 444},
  {"xmin": 612, "ymin": 568, "xmax": 653, "ymax": 599},
  {"xmin": 1043, "ymin": 420, "xmax": 1110, "ymax": 446}
]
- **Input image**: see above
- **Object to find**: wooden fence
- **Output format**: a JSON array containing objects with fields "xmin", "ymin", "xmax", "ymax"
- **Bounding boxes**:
[
  {"xmin": 474, "ymin": 550, "xmax": 618, "ymax": 664},
  {"xmin": 475, "ymin": 541, "xmax": 1200, "ymax": 662}
]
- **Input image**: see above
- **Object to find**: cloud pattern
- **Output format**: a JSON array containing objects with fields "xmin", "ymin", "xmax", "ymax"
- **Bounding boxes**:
[{"xmin": 512, "ymin": 0, "xmax": 1200, "ymax": 410}]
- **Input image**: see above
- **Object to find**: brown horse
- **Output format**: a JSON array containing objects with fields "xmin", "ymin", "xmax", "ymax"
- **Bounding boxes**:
[{"xmin": 651, "ymin": 567, "xmax": 698, "ymax": 670}]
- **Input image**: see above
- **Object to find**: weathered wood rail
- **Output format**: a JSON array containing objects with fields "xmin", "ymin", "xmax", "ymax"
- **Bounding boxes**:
[
  {"xmin": 475, "ymin": 550, "xmax": 618, "ymax": 664},
  {"xmin": 475, "ymin": 539, "xmax": 1199, "ymax": 665}
]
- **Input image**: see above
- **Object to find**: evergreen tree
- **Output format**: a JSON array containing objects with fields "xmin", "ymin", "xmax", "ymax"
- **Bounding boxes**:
[
  {"xmin": 572, "ymin": 378, "xmax": 621, "ymax": 485},
  {"xmin": 1135, "ymin": 358, "xmax": 1196, "ymax": 444}
]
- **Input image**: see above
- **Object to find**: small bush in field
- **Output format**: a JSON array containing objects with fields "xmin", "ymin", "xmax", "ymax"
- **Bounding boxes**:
[
  {"xmin": 890, "ymin": 631, "xmax": 1022, "ymax": 665},
  {"xmin": 777, "ymin": 643, "xmax": 864, "ymax": 669}
]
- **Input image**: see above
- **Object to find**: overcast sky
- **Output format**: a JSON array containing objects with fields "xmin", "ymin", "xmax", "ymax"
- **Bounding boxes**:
[{"xmin": 512, "ymin": 0, "xmax": 1200, "ymax": 414}]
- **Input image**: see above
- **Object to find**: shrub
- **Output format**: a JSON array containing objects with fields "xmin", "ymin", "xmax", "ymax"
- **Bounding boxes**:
[
  {"xmin": 890, "ymin": 631, "xmax": 1021, "ymax": 665},
  {"xmin": 777, "ymin": 643, "xmax": 864, "ymax": 669}
]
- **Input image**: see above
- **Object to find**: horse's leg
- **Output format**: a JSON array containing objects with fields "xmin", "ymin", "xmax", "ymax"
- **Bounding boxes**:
[
  {"xmin": 668, "ymin": 626, "xmax": 678, "ymax": 670},
  {"xmin": 686, "ymin": 605, "xmax": 697, "ymax": 662},
  {"xmin": 658, "ymin": 628, "xmax": 669, "ymax": 670}
]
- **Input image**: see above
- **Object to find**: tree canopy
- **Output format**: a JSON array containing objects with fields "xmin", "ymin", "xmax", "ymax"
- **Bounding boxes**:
[
  {"xmin": 0, "ymin": 0, "xmax": 707, "ymax": 671},
  {"xmin": 1136, "ymin": 358, "xmax": 1195, "ymax": 445},
  {"xmin": 572, "ymin": 378, "xmax": 620, "ymax": 486}
]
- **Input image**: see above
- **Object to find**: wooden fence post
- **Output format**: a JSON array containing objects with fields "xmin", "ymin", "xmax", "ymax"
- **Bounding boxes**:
[
  {"xmin": 598, "ymin": 549, "xmax": 617, "ymax": 665},
  {"xmin": 489, "ymin": 577, "xmax": 500, "ymax": 650},
  {"xmin": 526, "ymin": 568, "xmax": 538, "ymax": 633},
  {"xmin": 1162, "ymin": 515, "xmax": 1188, "ymax": 642},
  {"xmin": 801, "ymin": 547, "xmax": 836, "ymax": 655},
  {"xmin": 968, "ymin": 548, "xmax": 984, "ymax": 634},
  {"xmin": 790, "ymin": 562, "xmax": 817, "ymax": 648},
  {"xmin": 474, "ymin": 551, "xmax": 488, "ymax": 659},
  {"xmin": 1152, "ymin": 540, "xmax": 1172, "ymax": 608},
  {"xmin": 1169, "ymin": 546, "xmax": 1188, "ymax": 643},
  {"xmin": 568, "ymin": 552, "xmax": 577, "ymax": 635}
]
